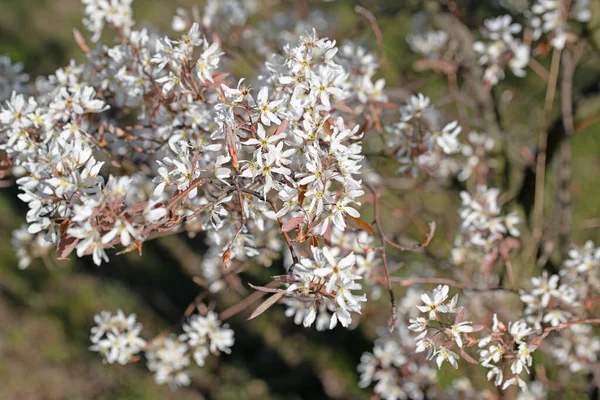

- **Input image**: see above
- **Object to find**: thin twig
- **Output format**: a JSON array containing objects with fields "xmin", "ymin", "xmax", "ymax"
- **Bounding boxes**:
[
  {"xmin": 524, "ymin": 109, "xmax": 548, "ymax": 266},
  {"xmin": 366, "ymin": 182, "xmax": 396, "ymax": 332},
  {"xmin": 544, "ymin": 48, "xmax": 562, "ymax": 113},
  {"xmin": 525, "ymin": 318, "xmax": 600, "ymax": 337},
  {"xmin": 355, "ymin": 6, "xmax": 384, "ymax": 64}
]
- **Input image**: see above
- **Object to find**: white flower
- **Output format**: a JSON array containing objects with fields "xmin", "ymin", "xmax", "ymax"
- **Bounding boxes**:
[
  {"xmin": 449, "ymin": 321, "xmax": 473, "ymax": 348},
  {"xmin": 417, "ymin": 285, "xmax": 450, "ymax": 320},
  {"xmin": 256, "ymin": 87, "xmax": 284, "ymax": 126},
  {"xmin": 436, "ymin": 120, "xmax": 461, "ymax": 154},
  {"xmin": 434, "ymin": 346, "xmax": 459, "ymax": 369}
]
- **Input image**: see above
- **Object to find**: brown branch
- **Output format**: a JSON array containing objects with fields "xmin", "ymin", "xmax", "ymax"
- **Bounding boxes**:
[
  {"xmin": 166, "ymin": 179, "xmax": 205, "ymax": 210},
  {"xmin": 365, "ymin": 182, "xmax": 396, "ymax": 332},
  {"xmin": 545, "ymin": 48, "xmax": 562, "ymax": 113},
  {"xmin": 525, "ymin": 318, "xmax": 600, "ymax": 338}
]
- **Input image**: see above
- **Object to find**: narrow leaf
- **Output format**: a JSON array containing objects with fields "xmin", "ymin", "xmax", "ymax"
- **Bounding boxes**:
[
  {"xmin": 460, "ymin": 348, "xmax": 479, "ymax": 364},
  {"xmin": 248, "ymin": 282, "xmax": 284, "ymax": 294},
  {"xmin": 72, "ymin": 28, "xmax": 90, "ymax": 52},
  {"xmin": 248, "ymin": 290, "xmax": 286, "ymax": 321},
  {"xmin": 346, "ymin": 215, "xmax": 375, "ymax": 235}
]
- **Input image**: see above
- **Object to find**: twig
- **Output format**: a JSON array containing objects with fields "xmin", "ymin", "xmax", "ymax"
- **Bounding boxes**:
[
  {"xmin": 544, "ymin": 48, "xmax": 562, "ymax": 113},
  {"xmin": 355, "ymin": 6, "xmax": 384, "ymax": 64},
  {"xmin": 524, "ymin": 109, "xmax": 548, "ymax": 266},
  {"xmin": 524, "ymin": 318, "xmax": 600, "ymax": 337},
  {"xmin": 366, "ymin": 182, "xmax": 396, "ymax": 333},
  {"xmin": 528, "ymin": 57, "xmax": 549, "ymax": 81}
]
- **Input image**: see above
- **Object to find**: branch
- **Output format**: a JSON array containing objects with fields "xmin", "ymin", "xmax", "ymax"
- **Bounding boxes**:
[
  {"xmin": 355, "ymin": 6, "xmax": 384, "ymax": 64},
  {"xmin": 525, "ymin": 318, "xmax": 600, "ymax": 338},
  {"xmin": 389, "ymin": 276, "xmax": 517, "ymax": 293}
]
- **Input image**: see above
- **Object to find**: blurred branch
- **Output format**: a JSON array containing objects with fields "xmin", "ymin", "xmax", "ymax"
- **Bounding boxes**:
[{"xmin": 355, "ymin": 6, "xmax": 384, "ymax": 64}]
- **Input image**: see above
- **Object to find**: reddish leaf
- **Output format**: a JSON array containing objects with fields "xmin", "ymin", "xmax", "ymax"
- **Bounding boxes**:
[
  {"xmin": 222, "ymin": 248, "xmax": 232, "ymax": 268},
  {"xmin": 331, "ymin": 103, "xmax": 355, "ymax": 114},
  {"xmin": 529, "ymin": 331, "xmax": 550, "ymax": 347},
  {"xmin": 310, "ymin": 235, "xmax": 319, "ymax": 247},
  {"xmin": 274, "ymin": 120, "xmax": 289, "ymax": 136},
  {"xmin": 72, "ymin": 28, "xmax": 90, "ymax": 52},
  {"xmin": 460, "ymin": 348, "xmax": 479, "ymax": 364},
  {"xmin": 422, "ymin": 221, "xmax": 436, "ymax": 247},
  {"xmin": 297, "ymin": 184, "xmax": 307, "ymax": 206},
  {"xmin": 225, "ymin": 123, "xmax": 239, "ymax": 170},
  {"xmin": 455, "ymin": 306, "xmax": 465, "ymax": 324},
  {"xmin": 279, "ymin": 216, "xmax": 304, "ymax": 233},
  {"xmin": 57, "ymin": 234, "xmax": 79, "ymax": 260}
]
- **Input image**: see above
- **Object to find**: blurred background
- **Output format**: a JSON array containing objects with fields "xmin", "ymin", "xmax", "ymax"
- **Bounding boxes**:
[{"xmin": 0, "ymin": 0, "xmax": 600, "ymax": 399}]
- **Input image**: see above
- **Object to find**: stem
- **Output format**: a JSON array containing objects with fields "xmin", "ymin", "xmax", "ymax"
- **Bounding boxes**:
[{"xmin": 525, "ymin": 318, "xmax": 600, "ymax": 337}]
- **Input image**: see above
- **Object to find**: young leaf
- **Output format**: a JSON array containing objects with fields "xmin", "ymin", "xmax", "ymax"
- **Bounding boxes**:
[
  {"xmin": 248, "ymin": 282, "xmax": 283, "ymax": 293},
  {"xmin": 279, "ymin": 216, "xmax": 304, "ymax": 233},
  {"xmin": 248, "ymin": 290, "xmax": 286, "ymax": 321},
  {"xmin": 57, "ymin": 234, "xmax": 79, "ymax": 260},
  {"xmin": 347, "ymin": 215, "xmax": 375, "ymax": 235}
]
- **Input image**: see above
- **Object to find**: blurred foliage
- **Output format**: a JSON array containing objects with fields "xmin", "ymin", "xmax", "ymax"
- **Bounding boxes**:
[{"xmin": 0, "ymin": 0, "xmax": 599, "ymax": 399}]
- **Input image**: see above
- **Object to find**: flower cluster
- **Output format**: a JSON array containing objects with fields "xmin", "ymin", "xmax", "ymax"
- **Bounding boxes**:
[
  {"xmin": 452, "ymin": 185, "xmax": 521, "ymax": 268},
  {"xmin": 284, "ymin": 246, "xmax": 367, "ymax": 330},
  {"xmin": 0, "ymin": 55, "xmax": 28, "ymax": 101},
  {"xmin": 473, "ymin": 15, "xmax": 530, "ymax": 87},
  {"xmin": 529, "ymin": 0, "xmax": 592, "ymax": 49},
  {"xmin": 82, "ymin": 0, "xmax": 135, "ymax": 42},
  {"xmin": 477, "ymin": 315, "xmax": 538, "ymax": 391},
  {"xmin": 147, "ymin": 311, "xmax": 234, "ymax": 388},
  {"xmin": 358, "ymin": 324, "xmax": 438, "ymax": 400},
  {"xmin": 384, "ymin": 93, "xmax": 462, "ymax": 177},
  {"xmin": 359, "ymin": 292, "xmax": 490, "ymax": 400},
  {"xmin": 407, "ymin": 285, "xmax": 472, "ymax": 368},
  {"xmin": 457, "ymin": 131, "xmax": 496, "ymax": 182},
  {"xmin": 89, "ymin": 309, "xmax": 234, "ymax": 388},
  {"xmin": 89, "ymin": 310, "xmax": 146, "ymax": 365},
  {"xmin": 407, "ymin": 30, "xmax": 450, "ymax": 60},
  {"xmin": 520, "ymin": 241, "xmax": 600, "ymax": 373}
]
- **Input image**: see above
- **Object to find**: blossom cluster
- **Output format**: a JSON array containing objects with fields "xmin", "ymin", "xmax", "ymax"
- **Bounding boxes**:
[
  {"xmin": 473, "ymin": 15, "xmax": 530, "ymax": 87},
  {"xmin": 521, "ymin": 241, "xmax": 600, "ymax": 372},
  {"xmin": 452, "ymin": 185, "xmax": 521, "ymax": 268},
  {"xmin": 90, "ymin": 309, "xmax": 234, "ymax": 388},
  {"xmin": 384, "ymin": 93, "xmax": 462, "ymax": 177},
  {"xmin": 529, "ymin": 0, "xmax": 592, "ymax": 49},
  {"xmin": 470, "ymin": 0, "xmax": 592, "ymax": 86},
  {"xmin": 284, "ymin": 246, "xmax": 367, "ymax": 330}
]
